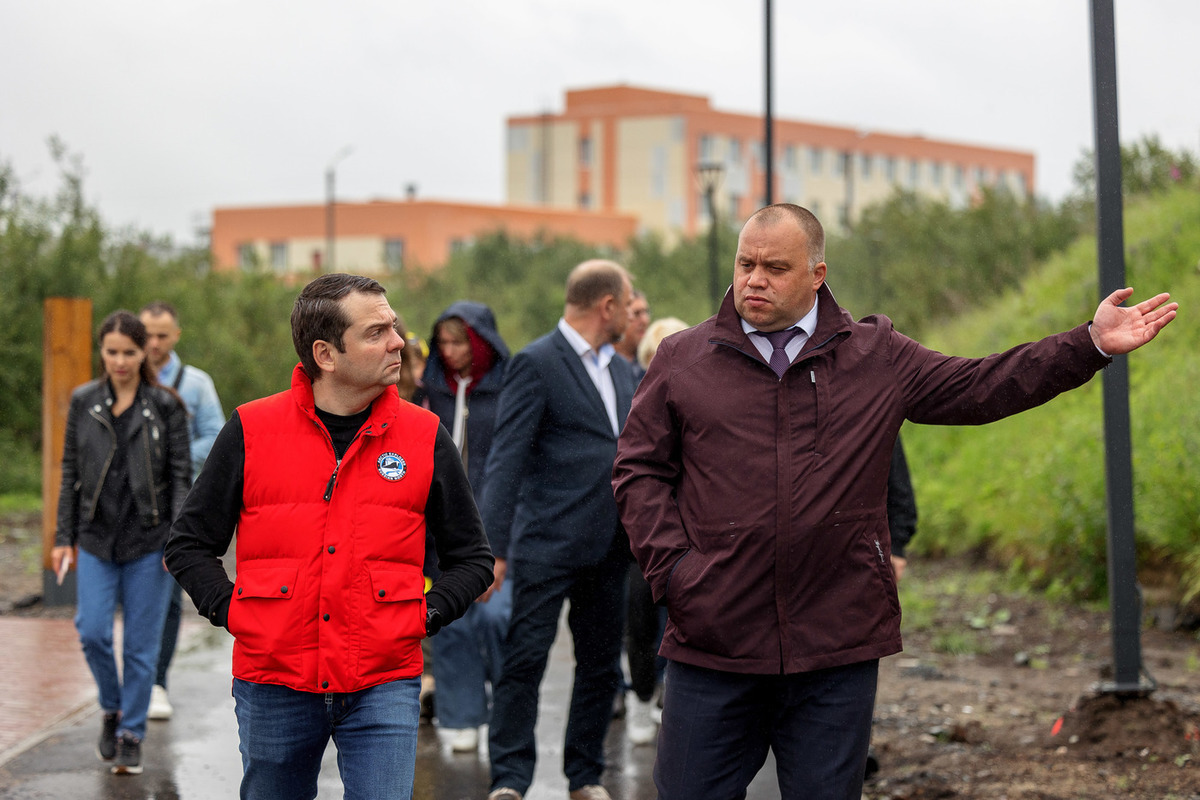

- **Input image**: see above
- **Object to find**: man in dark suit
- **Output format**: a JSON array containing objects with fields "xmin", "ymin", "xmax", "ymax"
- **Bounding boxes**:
[{"xmin": 482, "ymin": 260, "xmax": 637, "ymax": 800}]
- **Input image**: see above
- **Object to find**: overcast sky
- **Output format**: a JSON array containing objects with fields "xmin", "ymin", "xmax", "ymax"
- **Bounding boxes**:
[{"xmin": 3, "ymin": 1, "xmax": 1197, "ymax": 244}]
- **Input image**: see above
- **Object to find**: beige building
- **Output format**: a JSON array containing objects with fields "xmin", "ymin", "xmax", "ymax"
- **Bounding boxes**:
[{"xmin": 506, "ymin": 84, "xmax": 1035, "ymax": 238}]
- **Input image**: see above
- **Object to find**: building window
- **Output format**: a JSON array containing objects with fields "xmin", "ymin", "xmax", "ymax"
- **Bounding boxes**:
[
  {"xmin": 908, "ymin": 160, "xmax": 920, "ymax": 187},
  {"xmin": 269, "ymin": 242, "xmax": 287, "ymax": 275},
  {"xmin": 930, "ymin": 162, "xmax": 944, "ymax": 186},
  {"xmin": 508, "ymin": 127, "xmax": 529, "ymax": 153},
  {"xmin": 579, "ymin": 191, "xmax": 591, "ymax": 209},
  {"xmin": 728, "ymin": 137, "xmax": 742, "ymax": 163},
  {"xmin": 728, "ymin": 192, "xmax": 742, "ymax": 217},
  {"xmin": 579, "ymin": 137, "xmax": 592, "ymax": 167},
  {"xmin": 449, "ymin": 237, "xmax": 473, "ymax": 255},
  {"xmin": 884, "ymin": 157, "xmax": 897, "ymax": 183},
  {"xmin": 810, "ymin": 147, "xmax": 824, "ymax": 175},
  {"xmin": 860, "ymin": 153, "xmax": 873, "ymax": 180},
  {"xmin": 237, "ymin": 243, "xmax": 256, "ymax": 271},
  {"xmin": 651, "ymin": 145, "xmax": 667, "ymax": 199},
  {"xmin": 699, "ymin": 135, "xmax": 715, "ymax": 161},
  {"xmin": 784, "ymin": 144, "xmax": 798, "ymax": 170},
  {"xmin": 834, "ymin": 152, "xmax": 846, "ymax": 178},
  {"xmin": 384, "ymin": 239, "xmax": 405, "ymax": 272},
  {"xmin": 953, "ymin": 165, "xmax": 965, "ymax": 189}
]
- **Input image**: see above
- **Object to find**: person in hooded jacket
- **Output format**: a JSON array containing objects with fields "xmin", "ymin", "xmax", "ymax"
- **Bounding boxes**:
[{"xmin": 421, "ymin": 300, "xmax": 512, "ymax": 752}]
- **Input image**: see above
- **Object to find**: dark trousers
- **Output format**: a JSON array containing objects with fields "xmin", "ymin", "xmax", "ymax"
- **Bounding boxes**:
[
  {"xmin": 624, "ymin": 563, "xmax": 664, "ymax": 700},
  {"xmin": 156, "ymin": 578, "xmax": 183, "ymax": 687},
  {"xmin": 488, "ymin": 536, "xmax": 629, "ymax": 795},
  {"xmin": 655, "ymin": 658, "xmax": 878, "ymax": 800}
]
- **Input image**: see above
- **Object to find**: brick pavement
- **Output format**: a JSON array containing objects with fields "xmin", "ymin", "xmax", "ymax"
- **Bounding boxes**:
[{"xmin": 0, "ymin": 616, "xmax": 97, "ymax": 762}]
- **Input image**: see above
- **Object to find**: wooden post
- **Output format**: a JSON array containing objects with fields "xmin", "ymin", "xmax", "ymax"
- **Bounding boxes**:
[{"xmin": 42, "ymin": 297, "xmax": 92, "ymax": 605}]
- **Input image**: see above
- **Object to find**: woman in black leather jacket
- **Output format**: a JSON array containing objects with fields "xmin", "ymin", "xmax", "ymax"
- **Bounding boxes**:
[{"xmin": 51, "ymin": 310, "xmax": 190, "ymax": 776}]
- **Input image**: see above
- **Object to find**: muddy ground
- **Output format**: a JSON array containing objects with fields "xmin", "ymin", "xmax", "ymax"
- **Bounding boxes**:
[{"xmin": 3, "ymin": 512, "xmax": 1198, "ymax": 798}]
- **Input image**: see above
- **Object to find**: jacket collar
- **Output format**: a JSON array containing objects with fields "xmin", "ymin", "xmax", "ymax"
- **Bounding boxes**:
[{"xmin": 289, "ymin": 363, "xmax": 399, "ymax": 437}]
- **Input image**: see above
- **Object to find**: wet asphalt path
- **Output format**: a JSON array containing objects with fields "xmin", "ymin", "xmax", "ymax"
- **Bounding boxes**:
[{"xmin": 0, "ymin": 617, "xmax": 783, "ymax": 799}]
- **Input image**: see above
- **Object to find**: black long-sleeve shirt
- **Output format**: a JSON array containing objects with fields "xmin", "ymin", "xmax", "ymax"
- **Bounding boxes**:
[{"xmin": 166, "ymin": 408, "xmax": 493, "ymax": 630}]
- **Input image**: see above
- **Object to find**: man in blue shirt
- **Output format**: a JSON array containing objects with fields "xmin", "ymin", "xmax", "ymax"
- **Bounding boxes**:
[{"xmin": 140, "ymin": 301, "xmax": 225, "ymax": 719}]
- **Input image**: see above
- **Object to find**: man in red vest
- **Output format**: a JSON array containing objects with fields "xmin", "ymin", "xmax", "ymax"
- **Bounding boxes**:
[{"xmin": 167, "ymin": 273, "xmax": 494, "ymax": 800}]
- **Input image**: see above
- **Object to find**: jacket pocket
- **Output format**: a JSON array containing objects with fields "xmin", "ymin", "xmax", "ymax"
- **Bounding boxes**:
[
  {"xmin": 357, "ymin": 561, "xmax": 426, "ymax": 680},
  {"xmin": 228, "ymin": 560, "xmax": 303, "ymax": 682}
]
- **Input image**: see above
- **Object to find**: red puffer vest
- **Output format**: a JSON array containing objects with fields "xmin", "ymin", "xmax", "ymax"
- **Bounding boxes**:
[{"xmin": 230, "ymin": 365, "xmax": 437, "ymax": 693}]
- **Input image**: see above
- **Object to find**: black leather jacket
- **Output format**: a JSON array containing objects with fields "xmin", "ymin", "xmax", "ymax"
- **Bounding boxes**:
[{"xmin": 55, "ymin": 378, "xmax": 191, "ymax": 562}]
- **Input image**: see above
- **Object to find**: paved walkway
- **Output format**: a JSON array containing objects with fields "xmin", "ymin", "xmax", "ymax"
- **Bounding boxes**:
[
  {"xmin": 0, "ymin": 616, "xmax": 96, "ymax": 760},
  {"xmin": 0, "ymin": 612, "xmax": 785, "ymax": 799}
]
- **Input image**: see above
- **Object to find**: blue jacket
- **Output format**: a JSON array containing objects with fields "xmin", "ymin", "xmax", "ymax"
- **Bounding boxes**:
[{"xmin": 479, "ymin": 325, "xmax": 637, "ymax": 567}]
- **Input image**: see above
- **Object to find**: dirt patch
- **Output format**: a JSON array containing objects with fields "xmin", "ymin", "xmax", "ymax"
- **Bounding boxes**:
[
  {"xmin": 3, "ymin": 511, "xmax": 1199, "ymax": 797},
  {"xmin": 868, "ymin": 558, "xmax": 1200, "ymax": 799}
]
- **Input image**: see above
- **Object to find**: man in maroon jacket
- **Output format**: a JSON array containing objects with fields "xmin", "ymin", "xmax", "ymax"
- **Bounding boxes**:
[{"xmin": 612, "ymin": 204, "xmax": 1176, "ymax": 800}]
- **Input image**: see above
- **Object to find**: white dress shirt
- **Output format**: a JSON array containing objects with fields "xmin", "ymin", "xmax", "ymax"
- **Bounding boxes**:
[
  {"xmin": 558, "ymin": 318, "xmax": 620, "ymax": 435},
  {"xmin": 740, "ymin": 295, "xmax": 821, "ymax": 363}
]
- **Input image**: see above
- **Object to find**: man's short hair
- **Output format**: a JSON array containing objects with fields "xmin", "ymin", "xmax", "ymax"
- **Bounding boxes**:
[
  {"xmin": 291, "ymin": 273, "xmax": 386, "ymax": 380},
  {"xmin": 565, "ymin": 260, "xmax": 630, "ymax": 309},
  {"xmin": 748, "ymin": 204, "xmax": 826, "ymax": 269},
  {"xmin": 140, "ymin": 300, "xmax": 179, "ymax": 322}
]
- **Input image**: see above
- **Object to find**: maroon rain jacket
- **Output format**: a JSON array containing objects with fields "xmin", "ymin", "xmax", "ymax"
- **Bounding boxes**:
[{"xmin": 613, "ymin": 284, "xmax": 1110, "ymax": 675}]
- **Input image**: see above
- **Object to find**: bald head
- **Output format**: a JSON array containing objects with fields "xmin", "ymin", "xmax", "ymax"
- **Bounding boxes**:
[
  {"xmin": 563, "ymin": 259, "xmax": 635, "ymax": 349},
  {"xmin": 565, "ymin": 259, "xmax": 632, "ymax": 310},
  {"xmin": 745, "ymin": 204, "xmax": 826, "ymax": 269}
]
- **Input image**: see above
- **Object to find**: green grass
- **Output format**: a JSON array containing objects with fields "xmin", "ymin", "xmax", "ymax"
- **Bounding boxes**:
[
  {"xmin": 0, "ymin": 494, "xmax": 41, "ymax": 514},
  {"xmin": 904, "ymin": 186, "xmax": 1200, "ymax": 602}
]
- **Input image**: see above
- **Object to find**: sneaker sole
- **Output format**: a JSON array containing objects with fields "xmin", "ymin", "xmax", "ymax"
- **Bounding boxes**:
[{"xmin": 111, "ymin": 764, "xmax": 143, "ymax": 775}]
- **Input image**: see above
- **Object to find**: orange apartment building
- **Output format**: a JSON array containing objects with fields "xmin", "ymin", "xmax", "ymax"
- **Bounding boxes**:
[
  {"xmin": 506, "ymin": 84, "xmax": 1035, "ymax": 238},
  {"xmin": 210, "ymin": 198, "xmax": 638, "ymax": 275},
  {"xmin": 212, "ymin": 83, "xmax": 1034, "ymax": 274}
]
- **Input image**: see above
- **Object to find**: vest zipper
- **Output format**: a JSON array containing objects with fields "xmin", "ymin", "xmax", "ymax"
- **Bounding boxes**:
[{"xmin": 320, "ymin": 425, "xmax": 369, "ymax": 503}]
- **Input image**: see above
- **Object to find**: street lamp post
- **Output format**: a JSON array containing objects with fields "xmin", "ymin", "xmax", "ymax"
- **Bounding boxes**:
[
  {"xmin": 696, "ymin": 162, "xmax": 725, "ymax": 314},
  {"xmin": 325, "ymin": 145, "xmax": 354, "ymax": 273}
]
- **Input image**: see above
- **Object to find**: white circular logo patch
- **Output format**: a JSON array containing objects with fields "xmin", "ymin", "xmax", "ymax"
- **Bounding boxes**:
[{"xmin": 377, "ymin": 452, "xmax": 406, "ymax": 481}]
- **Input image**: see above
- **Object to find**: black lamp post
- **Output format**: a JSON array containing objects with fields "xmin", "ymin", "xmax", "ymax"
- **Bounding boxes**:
[
  {"xmin": 697, "ymin": 161, "xmax": 725, "ymax": 314},
  {"xmin": 325, "ymin": 145, "xmax": 354, "ymax": 273}
]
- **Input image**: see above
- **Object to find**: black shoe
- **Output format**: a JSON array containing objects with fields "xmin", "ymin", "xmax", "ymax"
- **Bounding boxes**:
[
  {"xmin": 111, "ymin": 733, "xmax": 142, "ymax": 775},
  {"xmin": 96, "ymin": 713, "xmax": 119, "ymax": 762},
  {"xmin": 864, "ymin": 748, "xmax": 879, "ymax": 780}
]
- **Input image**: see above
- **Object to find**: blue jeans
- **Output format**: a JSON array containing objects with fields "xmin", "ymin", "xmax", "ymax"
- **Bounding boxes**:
[
  {"xmin": 488, "ymin": 538, "xmax": 628, "ymax": 794},
  {"xmin": 74, "ymin": 548, "xmax": 173, "ymax": 740},
  {"xmin": 431, "ymin": 578, "xmax": 512, "ymax": 728},
  {"xmin": 655, "ymin": 659, "xmax": 878, "ymax": 800},
  {"xmin": 232, "ymin": 677, "xmax": 420, "ymax": 800}
]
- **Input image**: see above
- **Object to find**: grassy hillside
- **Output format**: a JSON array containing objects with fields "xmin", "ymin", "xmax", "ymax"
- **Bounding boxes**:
[{"xmin": 902, "ymin": 186, "xmax": 1200, "ymax": 602}]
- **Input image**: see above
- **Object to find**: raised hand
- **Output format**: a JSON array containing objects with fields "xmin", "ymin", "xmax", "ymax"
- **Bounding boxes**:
[{"xmin": 1089, "ymin": 288, "xmax": 1178, "ymax": 355}]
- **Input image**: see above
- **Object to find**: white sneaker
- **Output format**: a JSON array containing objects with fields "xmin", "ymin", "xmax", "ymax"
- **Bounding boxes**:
[
  {"xmin": 626, "ymin": 693, "xmax": 658, "ymax": 746},
  {"xmin": 441, "ymin": 726, "xmax": 479, "ymax": 752},
  {"xmin": 148, "ymin": 685, "xmax": 173, "ymax": 720}
]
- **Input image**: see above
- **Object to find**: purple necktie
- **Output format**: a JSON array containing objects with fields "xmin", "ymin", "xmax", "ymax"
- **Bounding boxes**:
[{"xmin": 753, "ymin": 328, "xmax": 800, "ymax": 378}]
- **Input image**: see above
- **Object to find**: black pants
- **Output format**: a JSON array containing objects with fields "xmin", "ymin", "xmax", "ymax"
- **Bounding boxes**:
[
  {"xmin": 488, "ymin": 537, "xmax": 629, "ymax": 795},
  {"xmin": 654, "ymin": 658, "xmax": 878, "ymax": 800},
  {"xmin": 624, "ymin": 563, "xmax": 664, "ymax": 701}
]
